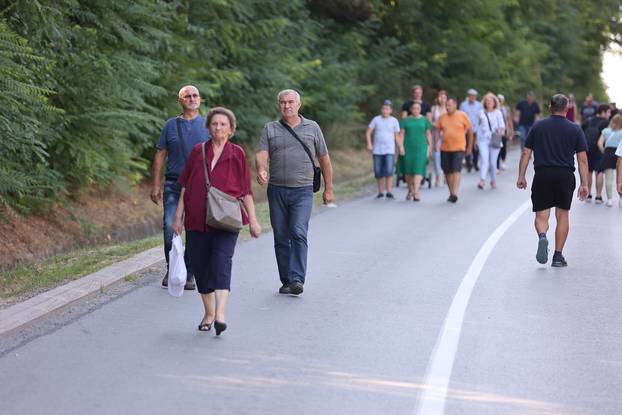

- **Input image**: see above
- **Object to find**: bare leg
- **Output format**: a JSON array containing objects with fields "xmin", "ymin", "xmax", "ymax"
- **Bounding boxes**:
[
  {"xmin": 587, "ymin": 171, "xmax": 593, "ymax": 196},
  {"xmin": 376, "ymin": 179, "xmax": 385, "ymax": 194},
  {"xmin": 448, "ymin": 172, "xmax": 461, "ymax": 196},
  {"xmin": 200, "ymin": 292, "xmax": 216, "ymax": 325},
  {"xmin": 595, "ymin": 172, "xmax": 604, "ymax": 198},
  {"xmin": 214, "ymin": 289, "xmax": 229, "ymax": 323},
  {"xmin": 406, "ymin": 175, "xmax": 415, "ymax": 199},
  {"xmin": 413, "ymin": 174, "xmax": 422, "ymax": 198},
  {"xmin": 554, "ymin": 208, "xmax": 569, "ymax": 252},
  {"xmin": 534, "ymin": 209, "xmax": 550, "ymax": 235},
  {"xmin": 386, "ymin": 176, "xmax": 393, "ymax": 194},
  {"xmin": 445, "ymin": 173, "xmax": 454, "ymax": 196}
]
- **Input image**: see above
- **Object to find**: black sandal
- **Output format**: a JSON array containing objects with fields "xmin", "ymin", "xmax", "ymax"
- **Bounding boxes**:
[{"xmin": 198, "ymin": 321, "xmax": 213, "ymax": 331}]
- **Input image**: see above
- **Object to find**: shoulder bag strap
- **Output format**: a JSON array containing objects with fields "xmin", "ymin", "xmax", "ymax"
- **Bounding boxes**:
[
  {"xmin": 175, "ymin": 116, "xmax": 189, "ymax": 160},
  {"xmin": 201, "ymin": 142, "xmax": 211, "ymax": 188},
  {"xmin": 484, "ymin": 111, "xmax": 493, "ymax": 133},
  {"xmin": 279, "ymin": 119, "xmax": 317, "ymax": 168}
]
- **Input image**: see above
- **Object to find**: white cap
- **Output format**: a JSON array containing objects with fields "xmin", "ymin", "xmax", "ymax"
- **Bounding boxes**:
[{"xmin": 467, "ymin": 88, "xmax": 478, "ymax": 96}]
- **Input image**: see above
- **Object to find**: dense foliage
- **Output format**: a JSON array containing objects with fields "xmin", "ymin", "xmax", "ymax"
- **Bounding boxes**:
[{"xmin": 1, "ymin": 0, "xmax": 620, "ymax": 214}]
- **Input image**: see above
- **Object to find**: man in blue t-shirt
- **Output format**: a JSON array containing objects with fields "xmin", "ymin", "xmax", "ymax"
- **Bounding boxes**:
[
  {"xmin": 517, "ymin": 94, "xmax": 588, "ymax": 268},
  {"xmin": 151, "ymin": 85, "xmax": 211, "ymax": 289},
  {"xmin": 515, "ymin": 91, "xmax": 541, "ymax": 150}
]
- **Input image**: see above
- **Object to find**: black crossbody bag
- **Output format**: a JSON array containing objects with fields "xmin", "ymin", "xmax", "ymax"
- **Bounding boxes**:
[{"xmin": 279, "ymin": 120, "xmax": 322, "ymax": 193}]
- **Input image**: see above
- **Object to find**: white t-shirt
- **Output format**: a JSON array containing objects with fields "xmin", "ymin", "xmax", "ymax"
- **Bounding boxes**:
[
  {"xmin": 368, "ymin": 115, "xmax": 400, "ymax": 155},
  {"xmin": 616, "ymin": 139, "xmax": 622, "ymax": 157}
]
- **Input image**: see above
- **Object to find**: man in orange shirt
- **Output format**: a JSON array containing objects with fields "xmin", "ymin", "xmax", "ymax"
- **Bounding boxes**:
[{"xmin": 434, "ymin": 97, "xmax": 474, "ymax": 202}]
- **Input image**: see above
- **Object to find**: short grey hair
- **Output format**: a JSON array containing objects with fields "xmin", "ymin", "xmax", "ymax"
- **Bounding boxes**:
[
  {"xmin": 277, "ymin": 89, "xmax": 301, "ymax": 103},
  {"xmin": 549, "ymin": 94, "xmax": 569, "ymax": 113},
  {"xmin": 178, "ymin": 85, "xmax": 199, "ymax": 99}
]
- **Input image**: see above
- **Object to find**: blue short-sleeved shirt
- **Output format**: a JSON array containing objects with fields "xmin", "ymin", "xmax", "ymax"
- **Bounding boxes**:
[
  {"xmin": 525, "ymin": 115, "xmax": 587, "ymax": 172},
  {"xmin": 157, "ymin": 115, "xmax": 210, "ymax": 179}
]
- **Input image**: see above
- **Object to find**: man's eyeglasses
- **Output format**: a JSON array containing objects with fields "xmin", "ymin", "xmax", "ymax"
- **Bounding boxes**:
[{"xmin": 183, "ymin": 94, "xmax": 200, "ymax": 100}]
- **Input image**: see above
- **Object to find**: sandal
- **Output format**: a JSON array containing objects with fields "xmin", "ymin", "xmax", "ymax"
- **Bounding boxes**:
[{"xmin": 198, "ymin": 320, "xmax": 214, "ymax": 331}]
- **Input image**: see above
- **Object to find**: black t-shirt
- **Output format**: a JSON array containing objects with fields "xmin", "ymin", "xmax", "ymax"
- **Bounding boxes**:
[
  {"xmin": 581, "ymin": 116, "xmax": 609, "ymax": 150},
  {"xmin": 515, "ymin": 100, "xmax": 541, "ymax": 127},
  {"xmin": 402, "ymin": 100, "xmax": 431, "ymax": 116},
  {"xmin": 525, "ymin": 115, "xmax": 587, "ymax": 171}
]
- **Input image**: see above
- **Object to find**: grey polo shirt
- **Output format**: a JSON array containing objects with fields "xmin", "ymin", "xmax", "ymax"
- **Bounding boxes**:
[{"xmin": 259, "ymin": 116, "xmax": 328, "ymax": 187}]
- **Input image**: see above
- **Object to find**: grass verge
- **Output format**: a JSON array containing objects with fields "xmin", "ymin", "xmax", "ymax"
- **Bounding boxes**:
[{"xmin": 1, "ymin": 173, "xmax": 374, "ymax": 304}]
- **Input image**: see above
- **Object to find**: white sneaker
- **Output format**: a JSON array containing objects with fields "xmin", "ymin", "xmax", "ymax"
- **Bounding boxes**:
[
  {"xmin": 500, "ymin": 162, "xmax": 507, "ymax": 170},
  {"xmin": 606, "ymin": 199, "xmax": 613, "ymax": 207}
]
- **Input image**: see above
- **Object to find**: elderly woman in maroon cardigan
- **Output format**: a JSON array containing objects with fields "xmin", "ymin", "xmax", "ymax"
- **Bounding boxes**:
[{"xmin": 173, "ymin": 107, "xmax": 261, "ymax": 336}]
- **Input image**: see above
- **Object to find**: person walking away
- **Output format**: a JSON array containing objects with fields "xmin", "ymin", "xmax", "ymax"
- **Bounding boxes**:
[
  {"xmin": 255, "ymin": 89, "xmax": 334, "ymax": 296},
  {"xmin": 398, "ymin": 102, "xmax": 432, "ymax": 201},
  {"xmin": 515, "ymin": 91, "xmax": 541, "ymax": 150},
  {"xmin": 431, "ymin": 90, "xmax": 448, "ymax": 187},
  {"xmin": 580, "ymin": 93, "xmax": 598, "ymax": 122},
  {"xmin": 497, "ymin": 94, "xmax": 514, "ymax": 170},
  {"xmin": 434, "ymin": 97, "xmax": 473, "ymax": 203},
  {"xmin": 581, "ymin": 104, "xmax": 611, "ymax": 203},
  {"xmin": 517, "ymin": 94, "xmax": 589, "ymax": 267},
  {"xmin": 366, "ymin": 100, "xmax": 400, "ymax": 199},
  {"xmin": 566, "ymin": 94, "xmax": 576, "ymax": 123},
  {"xmin": 476, "ymin": 93, "xmax": 506, "ymax": 189},
  {"xmin": 460, "ymin": 88, "xmax": 482, "ymax": 172},
  {"xmin": 172, "ymin": 107, "xmax": 261, "ymax": 336},
  {"xmin": 151, "ymin": 85, "xmax": 210, "ymax": 290},
  {"xmin": 596, "ymin": 114, "xmax": 622, "ymax": 206}
]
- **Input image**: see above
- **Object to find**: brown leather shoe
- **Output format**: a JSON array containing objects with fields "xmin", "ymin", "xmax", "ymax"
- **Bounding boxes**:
[{"xmin": 184, "ymin": 275, "xmax": 196, "ymax": 290}]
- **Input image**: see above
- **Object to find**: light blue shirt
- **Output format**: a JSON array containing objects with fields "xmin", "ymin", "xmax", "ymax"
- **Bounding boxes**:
[{"xmin": 460, "ymin": 100, "xmax": 483, "ymax": 134}]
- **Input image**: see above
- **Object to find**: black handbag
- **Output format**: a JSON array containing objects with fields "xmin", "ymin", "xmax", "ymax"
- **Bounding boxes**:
[{"xmin": 279, "ymin": 120, "xmax": 322, "ymax": 193}]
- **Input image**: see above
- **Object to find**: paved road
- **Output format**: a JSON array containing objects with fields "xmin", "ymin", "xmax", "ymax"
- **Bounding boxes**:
[{"xmin": 1, "ymin": 149, "xmax": 621, "ymax": 415}]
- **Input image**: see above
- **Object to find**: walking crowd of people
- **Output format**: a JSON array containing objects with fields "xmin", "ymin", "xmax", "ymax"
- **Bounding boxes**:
[{"xmin": 151, "ymin": 83, "xmax": 622, "ymax": 336}]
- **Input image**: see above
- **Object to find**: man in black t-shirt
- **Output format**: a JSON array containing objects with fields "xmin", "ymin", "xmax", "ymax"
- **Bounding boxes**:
[
  {"xmin": 515, "ymin": 91, "xmax": 541, "ymax": 150},
  {"xmin": 517, "ymin": 94, "xmax": 588, "ymax": 268},
  {"xmin": 400, "ymin": 84, "xmax": 431, "ymax": 119},
  {"xmin": 581, "ymin": 104, "xmax": 611, "ymax": 203}
]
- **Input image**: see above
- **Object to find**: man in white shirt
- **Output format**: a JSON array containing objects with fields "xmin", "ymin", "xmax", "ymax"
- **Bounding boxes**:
[{"xmin": 366, "ymin": 99, "xmax": 401, "ymax": 199}]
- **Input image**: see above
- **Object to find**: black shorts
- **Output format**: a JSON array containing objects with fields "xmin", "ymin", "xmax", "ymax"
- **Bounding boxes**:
[
  {"xmin": 602, "ymin": 147, "xmax": 618, "ymax": 170},
  {"xmin": 441, "ymin": 151, "xmax": 465, "ymax": 174},
  {"xmin": 587, "ymin": 149, "xmax": 604, "ymax": 172},
  {"xmin": 531, "ymin": 167, "xmax": 576, "ymax": 212}
]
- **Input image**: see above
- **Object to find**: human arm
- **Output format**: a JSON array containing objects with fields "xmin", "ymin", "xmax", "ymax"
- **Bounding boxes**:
[
  {"xmin": 172, "ymin": 188, "xmax": 185, "ymax": 235},
  {"xmin": 576, "ymin": 151, "xmax": 589, "ymax": 200},
  {"xmin": 255, "ymin": 150, "xmax": 269, "ymax": 185},
  {"xmin": 150, "ymin": 149, "xmax": 167, "ymax": 204},
  {"xmin": 466, "ymin": 126, "xmax": 474, "ymax": 156},
  {"xmin": 516, "ymin": 147, "xmax": 532, "ymax": 189},
  {"xmin": 617, "ymin": 157, "xmax": 622, "ymax": 196},
  {"xmin": 425, "ymin": 129, "xmax": 432, "ymax": 159},
  {"xmin": 398, "ymin": 129, "xmax": 406, "ymax": 155},
  {"xmin": 365, "ymin": 127, "xmax": 374, "ymax": 152},
  {"xmin": 242, "ymin": 194, "xmax": 261, "ymax": 238},
  {"xmin": 597, "ymin": 133, "xmax": 605, "ymax": 153},
  {"xmin": 318, "ymin": 154, "xmax": 334, "ymax": 204}
]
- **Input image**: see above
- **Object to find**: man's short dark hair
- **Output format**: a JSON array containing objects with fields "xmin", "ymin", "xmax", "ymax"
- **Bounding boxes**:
[
  {"xmin": 597, "ymin": 104, "xmax": 611, "ymax": 115},
  {"xmin": 549, "ymin": 94, "xmax": 569, "ymax": 113},
  {"xmin": 447, "ymin": 96, "xmax": 458, "ymax": 103}
]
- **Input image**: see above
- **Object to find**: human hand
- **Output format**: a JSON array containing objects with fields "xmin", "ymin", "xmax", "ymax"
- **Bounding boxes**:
[
  {"xmin": 399, "ymin": 146, "xmax": 405, "ymax": 156},
  {"xmin": 257, "ymin": 169, "xmax": 268, "ymax": 185},
  {"xmin": 577, "ymin": 185, "xmax": 589, "ymax": 201},
  {"xmin": 323, "ymin": 188, "xmax": 334, "ymax": 204},
  {"xmin": 517, "ymin": 177, "xmax": 527, "ymax": 189},
  {"xmin": 617, "ymin": 180, "xmax": 622, "ymax": 196},
  {"xmin": 150, "ymin": 188, "xmax": 161, "ymax": 205},
  {"xmin": 172, "ymin": 216, "xmax": 184, "ymax": 235},
  {"xmin": 466, "ymin": 149, "xmax": 473, "ymax": 157},
  {"xmin": 249, "ymin": 221, "xmax": 262, "ymax": 238},
  {"xmin": 366, "ymin": 143, "xmax": 373, "ymax": 152}
]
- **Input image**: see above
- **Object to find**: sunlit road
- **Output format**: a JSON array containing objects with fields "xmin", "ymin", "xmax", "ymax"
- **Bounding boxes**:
[{"xmin": 1, "ymin": 148, "xmax": 621, "ymax": 415}]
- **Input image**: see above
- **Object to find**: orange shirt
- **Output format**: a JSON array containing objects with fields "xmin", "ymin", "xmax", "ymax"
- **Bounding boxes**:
[{"xmin": 435, "ymin": 110, "xmax": 473, "ymax": 152}]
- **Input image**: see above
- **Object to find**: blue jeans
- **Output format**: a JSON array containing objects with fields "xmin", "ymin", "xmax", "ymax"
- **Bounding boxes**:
[
  {"xmin": 373, "ymin": 154, "xmax": 394, "ymax": 178},
  {"xmin": 267, "ymin": 184, "xmax": 313, "ymax": 285},
  {"xmin": 519, "ymin": 125, "xmax": 529, "ymax": 150},
  {"xmin": 163, "ymin": 180, "xmax": 192, "ymax": 276}
]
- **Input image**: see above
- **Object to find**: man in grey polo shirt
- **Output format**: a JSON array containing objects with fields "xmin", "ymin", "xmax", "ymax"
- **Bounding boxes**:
[{"xmin": 256, "ymin": 89, "xmax": 334, "ymax": 296}]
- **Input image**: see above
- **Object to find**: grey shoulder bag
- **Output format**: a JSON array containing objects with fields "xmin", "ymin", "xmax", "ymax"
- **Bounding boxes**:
[
  {"xmin": 279, "ymin": 120, "xmax": 322, "ymax": 193},
  {"xmin": 485, "ymin": 112, "xmax": 503, "ymax": 149},
  {"xmin": 201, "ymin": 143, "xmax": 244, "ymax": 232}
]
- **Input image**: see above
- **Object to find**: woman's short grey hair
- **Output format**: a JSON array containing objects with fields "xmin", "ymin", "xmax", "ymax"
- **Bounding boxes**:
[
  {"xmin": 549, "ymin": 94, "xmax": 569, "ymax": 113},
  {"xmin": 205, "ymin": 107, "xmax": 237, "ymax": 135},
  {"xmin": 277, "ymin": 89, "xmax": 301, "ymax": 103}
]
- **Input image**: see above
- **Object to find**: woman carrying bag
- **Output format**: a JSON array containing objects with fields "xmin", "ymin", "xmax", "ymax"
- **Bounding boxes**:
[
  {"xmin": 173, "ymin": 107, "xmax": 261, "ymax": 336},
  {"xmin": 477, "ymin": 93, "xmax": 506, "ymax": 189}
]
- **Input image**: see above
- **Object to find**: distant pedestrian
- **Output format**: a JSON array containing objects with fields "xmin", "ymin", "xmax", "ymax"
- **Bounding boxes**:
[
  {"xmin": 151, "ymin": 85, "xmax": 211, "ymax": 290},
  {"xmin": 617, "ymin": 140, "xmax": 622, "ymax": 197},
  {"xmin": 476, "ymin": 93, "xmax": 506, "ymax": 189},
  {"xmin": 515, "ymin": 91, "xmax": 541, "ymax": 150},
  {"xmin": 172, "ymin": 107, "xmax": 261, "ymax": 336},
  {"xmin": 460, "ymin": 88, "xmax": 482, "ymax": 172},
  {"xmin": 597, "ymin": 114, "xmax": 622, "ymax": 206},
  {"xmin": 431, "ymin": 90, "xmax": 448, "ymax": 187},
  {"xmin": 517, "ymin": 94, "xmax": 589, "ymax": 267},
  {"xmin": 255, "ymin": 89, "xmax": 334, "ymax": 296},
  {"xmin": 496, "ymin": 94, "xmax": 513, "ymax": 170},
  {"xmin": 566, "ymin": 94, "xmax": 576, "ymax": 123},
  {"xmin": 581, "ymin": 104, "xmax": 611, "ymax": 203},
  {"xmin": 400, "ymin": 84, "xmax": 432, "ymax": 119},
  {"xmin": 398, "ymin": 102, "xmax": 432, "ymax": 201},
  {"xmin": 434, "ymin": 97, "xmax": 473, "ymax": 203},
  {"xmin": 580, "ymin": 93, "xmax": 599, "ymax": 121},
  {"xmin": 366, "ymin": 100, "xmax": 400, "ymax": 199}
]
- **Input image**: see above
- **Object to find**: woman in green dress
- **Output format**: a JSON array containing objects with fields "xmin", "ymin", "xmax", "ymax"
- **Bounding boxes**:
[{"xmin": 398, "ymin": 102, "xmax": 432, "ymax": 201}]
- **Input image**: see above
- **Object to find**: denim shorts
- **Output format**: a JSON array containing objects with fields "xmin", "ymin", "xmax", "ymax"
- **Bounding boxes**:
[{"xmin": 373, "ymin": 154, "xmax": 394, "ymax": 178}]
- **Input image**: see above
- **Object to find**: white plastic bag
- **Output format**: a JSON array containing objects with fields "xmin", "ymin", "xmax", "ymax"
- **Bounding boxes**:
[{"xmin": 168, "ymin": 234, "xmax": 187, "ymax": 297}]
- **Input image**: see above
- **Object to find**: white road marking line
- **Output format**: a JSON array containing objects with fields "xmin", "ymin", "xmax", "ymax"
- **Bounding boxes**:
[{"xmin": 415, "ymin": 199, "xmax": 531, "ymax": 415}]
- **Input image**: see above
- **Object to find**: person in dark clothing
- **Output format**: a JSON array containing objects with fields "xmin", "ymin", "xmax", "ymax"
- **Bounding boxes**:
[
  {"xmin": 515, "ymin": 91, "xmax": 541, "ymax": 150},
  {"xmin": 517, "ymin": 94, "xmax": 589, "ymax": 267},
  {"xmin": 581, "ymin": 104, "xmax": 611, "ymax": 203}
]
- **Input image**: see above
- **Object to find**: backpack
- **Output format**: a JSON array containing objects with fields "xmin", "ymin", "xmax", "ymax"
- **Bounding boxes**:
[{"xmin": 583, "ymin": 118, "xmax": 602, "ymax": 150}]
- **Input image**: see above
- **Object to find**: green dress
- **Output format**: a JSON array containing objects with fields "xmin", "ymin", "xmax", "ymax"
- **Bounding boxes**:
[{"xmin": 396, "ymin": 116, "xmax": 431, "ymax": 176}]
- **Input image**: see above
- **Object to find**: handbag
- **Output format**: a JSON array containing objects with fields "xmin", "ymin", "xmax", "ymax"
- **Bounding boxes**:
[
  {"xmin": 279, "ymin": 120, "xmax": 322, "ymax": 193},
  {"xmin": 485, "ymin": 112, "xmax": 503, "ymax": 149},
  {"xmin": 200, "ymin": 142, "xmax": 244, "ymax": 232}
]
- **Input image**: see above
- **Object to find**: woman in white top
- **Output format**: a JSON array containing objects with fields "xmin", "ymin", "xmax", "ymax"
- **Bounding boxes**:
[
  {"xmin": 430, "ymin": 90, "xmax": 447, "ymax": 187},
  {"xmin": 597, "ymin": 114, "xmax": 622, "ymax": 206},
  {"xmin": 476, "ymin": 93, "xmax": 506, "ymax": 189}
]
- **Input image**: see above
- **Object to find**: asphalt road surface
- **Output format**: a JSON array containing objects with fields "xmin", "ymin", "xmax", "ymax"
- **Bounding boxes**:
[{"xmin": 1, "ymin": 149, "xmax": 621, "ymax": 415}]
